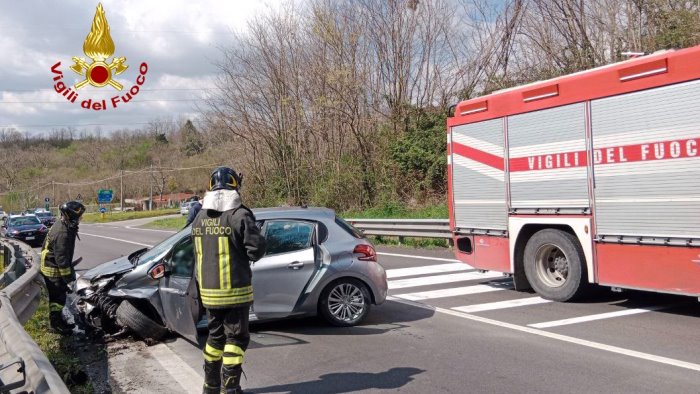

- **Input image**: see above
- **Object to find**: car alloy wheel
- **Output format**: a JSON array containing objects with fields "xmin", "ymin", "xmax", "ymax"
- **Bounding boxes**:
[{"xmin": 320, "ymin": 279, "xmax": 370, "ymax": 327}]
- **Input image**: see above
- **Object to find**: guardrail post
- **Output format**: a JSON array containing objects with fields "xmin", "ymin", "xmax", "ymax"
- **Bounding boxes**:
[{"xmin": 398, "ymin": 236, "xmax": 405, "ymax": 245}]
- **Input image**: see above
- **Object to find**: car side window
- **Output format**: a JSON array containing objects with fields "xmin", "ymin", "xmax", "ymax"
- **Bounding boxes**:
[
  {"xmin": 168, "ymin": 238, "xmax": 194, "ymax": 277},
  {"xmin": 263, "ymin": 220, "xmax": 315, "ymax": 256}
]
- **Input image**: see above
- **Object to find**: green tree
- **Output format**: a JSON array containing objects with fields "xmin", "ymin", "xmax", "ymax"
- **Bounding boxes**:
[
  {"xmin": 390, "ymin": 110, "xmax": 447, "ymax": 198},
  {"xmin": 179, "ymin": 120, "xmax": 204, "ymax": 157}
]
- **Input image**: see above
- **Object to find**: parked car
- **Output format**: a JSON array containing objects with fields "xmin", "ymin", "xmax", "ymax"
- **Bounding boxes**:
[
  {"xmin": 35, "ymin": 211, "xmax": 57, "ymax": 227},
  {"xmin": 73, "ymin": 207, "xmax": 387, "ymax": 342},
  {"xmin": 179, "ymin": 201, "xmax": 198, "ymax": 215},
  {"xmin": 1, "ymin": 214, "xmax": 48, "ymax": 246}
]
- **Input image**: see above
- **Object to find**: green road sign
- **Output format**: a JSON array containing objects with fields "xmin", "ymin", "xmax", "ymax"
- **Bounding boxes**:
[{"xmin": 97, "ymin": 189, "xmax": 114, "ymax": 203}]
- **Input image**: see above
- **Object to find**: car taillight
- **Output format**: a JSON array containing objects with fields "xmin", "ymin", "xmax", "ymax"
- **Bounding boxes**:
[{"xmin": 353, "ymin": 244, "xmax": 376, "ymax": 262}]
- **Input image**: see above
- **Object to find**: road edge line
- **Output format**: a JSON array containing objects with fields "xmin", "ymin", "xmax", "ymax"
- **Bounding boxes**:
[
  {"xmin": 387, "ymin": 296, "xmax": 700, "ymax": 373},
  {"xmin": 148, "ymin": 343, "xmax": 203, "ymax": 393},
  {"xmin": 80, "ymin": 232, "xmax": 154, "ymax": 247}
]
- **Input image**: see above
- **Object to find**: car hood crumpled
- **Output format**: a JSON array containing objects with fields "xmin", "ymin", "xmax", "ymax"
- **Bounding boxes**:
[{"xmin": 82, "ymin": 255, "xmax": 134, "ymax": 281}]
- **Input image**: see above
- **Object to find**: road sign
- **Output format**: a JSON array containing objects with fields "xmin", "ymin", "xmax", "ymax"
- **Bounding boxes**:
[
  {"xmin": 99, "ymin": 207, "xmax": 107, "ymax": 214},
  {"xmin": 97, "ymin": 189, "xmax": 113, "ymax": 203},
  {"xmin": 76, "ymin": 193, "xmax": 83, "ymax": 202},
  {"xmin": 44, "ymin": 197, "xmax": 50, "ymax": 203}
]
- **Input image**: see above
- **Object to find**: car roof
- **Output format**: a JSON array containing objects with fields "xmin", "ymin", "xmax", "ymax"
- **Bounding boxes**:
[
  {"xmin": 252, "ymin": 206, "xmax": 336, "ymax": 221},
  {"xmin": 9, "ymin": 214, "xmax": 37, "ymax": 219}
]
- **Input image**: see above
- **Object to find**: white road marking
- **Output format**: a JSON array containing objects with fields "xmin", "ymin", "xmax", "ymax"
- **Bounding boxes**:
[
  {"xmin": 80, "ymin": 232, "xmax": 154, "ymax": 247},
  {"xmin": 377, "ymin": 252, "xmax": 460, "ymax": 263},
  {"xmin": 529, "ymin": 305, "xmax": 672, "ymax": 329},
  {"xmin": 388, "ymin": 271, "xmax": 503, "ymax": 290},
  {"xmin": 386, "ymin": 262, "xmax": 472, "ymax": 278},
  {"xmin": 452, "ymin": 297, "xmax": 551, "ymax": 313},
  {"xmin": 393, "ymin": 282, "xmax": 513, "ymax": 301},
  {"xmin": 148, "ymin": 343, "xmax": 202, "ymax": 392},
  {"xmin": 388, "ymin": 296, "xmax": 700, "ymax": 373}
]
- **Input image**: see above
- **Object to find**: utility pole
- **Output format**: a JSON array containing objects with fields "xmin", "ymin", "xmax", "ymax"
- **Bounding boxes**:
[
  {"xmin": 120, "ymin": 170, "xmax": 124, "ymax": 212},
  {"xmin": 149, "ymin": 164, "xmax": 153, "ymax": 211}
]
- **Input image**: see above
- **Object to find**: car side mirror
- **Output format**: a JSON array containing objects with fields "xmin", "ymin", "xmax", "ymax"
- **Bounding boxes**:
[{"xmin": 148, "ymin": 263, "xmax": 169, "ymax": 280}]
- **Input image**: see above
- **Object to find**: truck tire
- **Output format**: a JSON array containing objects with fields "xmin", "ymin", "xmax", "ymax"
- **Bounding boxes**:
[
  {"xmin": 116, "ymin": 300, "xmax": 168, "ymax": 341},
  {"xmin": 523, "ymin": 229, "xmax": 589, "ymax": 302}
]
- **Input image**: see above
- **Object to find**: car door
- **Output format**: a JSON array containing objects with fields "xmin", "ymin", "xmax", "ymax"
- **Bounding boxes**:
[
  {"xmin": 158, "ymin": 236, "xmax": 200, "ymax": 342},
  {"xmin": 252, "ymin": 220, "xmax": 318, "ymax": 318}
]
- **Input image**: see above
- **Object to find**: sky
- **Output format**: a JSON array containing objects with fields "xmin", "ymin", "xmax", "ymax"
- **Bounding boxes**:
[{"xmin": 0, "ymin": 0, "xmax": 281, "ymax": 136}]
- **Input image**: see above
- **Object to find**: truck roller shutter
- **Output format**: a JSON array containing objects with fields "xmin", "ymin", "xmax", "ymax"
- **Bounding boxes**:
[
  {"xmin": 591, "ymin": 79, "xmax": 700, "ymax": 239},
  {"xmin": 451, "ymin": 118, "xmax": 507, "ymax": 231},
  {"xmin": 508, "ymin": 103, "xmax": 590, "ymax": 212}
]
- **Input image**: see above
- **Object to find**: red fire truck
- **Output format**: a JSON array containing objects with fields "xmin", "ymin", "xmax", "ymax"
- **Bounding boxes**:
[{"xmin": 447, "ymin": 45, "xmax": 700, "ymax": 301}]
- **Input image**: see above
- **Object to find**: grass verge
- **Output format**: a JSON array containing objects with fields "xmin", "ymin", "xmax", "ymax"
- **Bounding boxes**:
[
  {"xmin": 82, "ymin": 208, "xmax": 179, "ymax": 224},
  {"xmin": 365, "ymin": 235, "xmax": 450, "ymax": 249},
  {"xmin": 142, "ymin": 215, "xmax": 186, "ymax": 230},
  {"xmin": 23, "ymin": 290, "xmax": 93, "ymax": 393}
]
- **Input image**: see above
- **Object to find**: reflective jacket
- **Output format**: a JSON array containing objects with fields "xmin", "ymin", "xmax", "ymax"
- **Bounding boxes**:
[
  {"xmin": 40, "ymin": 220, "xmax": 77, "ymax": 280},
  {"xmin": 192, "ymin": 205, "xmax": 266, "ymax": 309}
]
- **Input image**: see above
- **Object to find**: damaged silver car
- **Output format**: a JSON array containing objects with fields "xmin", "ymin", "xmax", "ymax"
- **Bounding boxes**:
[{"xmin": 73, "ymin": 207, "xmax": 388, "ymax": 342}]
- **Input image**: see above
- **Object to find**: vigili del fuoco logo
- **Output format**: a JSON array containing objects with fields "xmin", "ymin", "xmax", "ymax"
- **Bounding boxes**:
[{"xmin": 50, "ymin": 3, "xmax": 148, "ymax": 111}]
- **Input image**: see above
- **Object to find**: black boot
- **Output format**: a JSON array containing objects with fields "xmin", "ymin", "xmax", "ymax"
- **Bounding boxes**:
[
  {"xmin": 221, "ymin": 365, "xmax": 245, "ymax": 394},
  {"xmin": 203, "ymin": 360, "xmax": 222, "ymax": 394},
  {"xmin": 49, "ymin": 311, "xmax": 75, "ymax": 335}
]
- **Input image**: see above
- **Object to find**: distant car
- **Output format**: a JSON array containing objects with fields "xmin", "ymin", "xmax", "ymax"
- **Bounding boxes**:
[
  {"xmin": 180, "ymin": 201, "xmax": 198, "ymax": 215},
  {"xmin": 1, "ymin": 214, "xmax": 48, "ymax": 246},
  {"xmin": 74, "ymin": 207, "xmax": 388, "ymax": 342},
  {"xmin": 35, "ymin": 211, "xmax": 57, "ymax": 227}
]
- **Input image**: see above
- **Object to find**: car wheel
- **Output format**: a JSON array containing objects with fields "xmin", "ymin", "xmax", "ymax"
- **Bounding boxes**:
[
  {"xmin": 524, "ymin": 229, "xmax": 589, "ymax": 302},
  {"xmin": 319, "ymin": 279, "xmax": 371, "ymax": 327},
  {"xmin": 116, "ymin": 300, "xmax": 169, "ymax": 341}
]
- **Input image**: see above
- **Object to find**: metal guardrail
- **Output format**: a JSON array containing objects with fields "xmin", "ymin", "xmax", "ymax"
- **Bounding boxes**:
[
  {"xmin": 346, "ymin": 218, "xmax": 451, "ymax": 239},
  {"xmin": 0, "ymin": 239, "xmax": 70, "ymax": 394}
]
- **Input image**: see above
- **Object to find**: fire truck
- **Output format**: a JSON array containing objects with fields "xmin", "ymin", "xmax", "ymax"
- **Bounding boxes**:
[{"xmin": 447, "ymin": 45, "xmax": 700, "ymax": 301}]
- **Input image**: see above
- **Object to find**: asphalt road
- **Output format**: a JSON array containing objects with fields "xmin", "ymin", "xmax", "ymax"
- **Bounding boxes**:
[{"xmin": 60, "ymin": 218, "xmax": 700, "ymax": 394}]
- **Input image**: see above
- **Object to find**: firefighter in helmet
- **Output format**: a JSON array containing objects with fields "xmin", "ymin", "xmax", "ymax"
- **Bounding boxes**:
[
  {"xmin": 40, "ymin": 200, "xmax": 85, "ymax": 334},
  {"xmin": 193, "ymin": 167, "xmax": 266, "ymax": 394}
]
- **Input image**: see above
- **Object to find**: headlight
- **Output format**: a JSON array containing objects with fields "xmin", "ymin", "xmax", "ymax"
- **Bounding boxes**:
[
  {"xmin": 75, "ymin": 277, "xmax": 92, "ymax": 293},
  {"xmin": 10, "ymin": 230, "xmax": 19, "ymax": 235},
  {"xmin": 95, "ymin": 278, "xmax": 113, "ymax": 289}
]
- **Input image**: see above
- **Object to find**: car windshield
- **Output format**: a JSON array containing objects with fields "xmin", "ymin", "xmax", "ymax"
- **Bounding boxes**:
[
  {"xmin": 35, "ymin": 212, "xmax": 52, "ymax": 218},
  {"xmin": 135, "ymin": 226, "xmax": 191, "ymax": 266},
  {"xmin": 9, "ymin": 216, "xmax": 40, "ymax": 226}
]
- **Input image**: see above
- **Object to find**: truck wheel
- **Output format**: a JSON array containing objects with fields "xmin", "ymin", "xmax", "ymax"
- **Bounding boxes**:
[
  {"xmin": 524, "ymin": 229, "xmax": 589, "ymax": 302},
  {"xmin": 116, "ymin": 300, "xmax": 168, "ymax": 341},
  {"xmin": 319, "ymin": 279, "xmax": 371, "ymax": 327}
]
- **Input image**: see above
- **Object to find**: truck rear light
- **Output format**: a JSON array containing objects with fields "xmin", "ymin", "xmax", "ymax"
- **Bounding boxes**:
[{"xmin": 353, "ymin": 244, "xmax": 376, "ymax": 262}]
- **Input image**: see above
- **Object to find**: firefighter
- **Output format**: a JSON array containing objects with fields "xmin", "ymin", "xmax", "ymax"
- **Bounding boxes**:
[
  {"xmin": 192, "ymin": 167, "xmax": 266, "ymax": 394},
  {"xmin": 184, "ymin": 195, "xmax": 202, "ymax": 228},
  {"xmin": 40, "ymin": 200, "xmax": 85, "ymax": 334}
]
